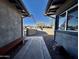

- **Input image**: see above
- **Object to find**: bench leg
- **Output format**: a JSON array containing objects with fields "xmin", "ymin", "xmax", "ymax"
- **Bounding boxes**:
[{"xmin": 0, "ymin": 55, "xmax": 10, "ymax": 59}]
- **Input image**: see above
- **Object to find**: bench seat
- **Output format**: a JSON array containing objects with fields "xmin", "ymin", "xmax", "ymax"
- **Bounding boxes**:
[{"xmin": 0, "ymin": 38, "xmax": 23, "ymax": 55}]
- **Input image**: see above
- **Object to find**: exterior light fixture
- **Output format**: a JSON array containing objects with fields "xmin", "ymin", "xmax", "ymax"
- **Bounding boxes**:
[{"xmin": 50, "ymin": 5, "xmax": 58, "ymax": 9}]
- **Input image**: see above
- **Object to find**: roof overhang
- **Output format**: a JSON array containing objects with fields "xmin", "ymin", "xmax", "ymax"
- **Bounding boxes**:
[
  {"xmin": 9, "ymin": 0, "xmax": 30, "ymax": 17},
  {"xmin": 45, "ymin": 0, "xmax": 78, "ymax": 17}
]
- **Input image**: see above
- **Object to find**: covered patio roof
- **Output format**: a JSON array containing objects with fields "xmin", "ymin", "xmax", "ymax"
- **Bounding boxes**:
[
  {"xmin": 45, "ymin": 0, "xmax": 78, "ymax": 17},
  {"xmin": 9, "ymin": 0, "xmax": 30, "ymax": 17}
]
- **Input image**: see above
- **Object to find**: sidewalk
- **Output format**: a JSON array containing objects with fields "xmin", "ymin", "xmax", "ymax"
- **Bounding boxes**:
[{"xmin": 13, "ymin": 36, "xmax": 51, "ymax": 59}]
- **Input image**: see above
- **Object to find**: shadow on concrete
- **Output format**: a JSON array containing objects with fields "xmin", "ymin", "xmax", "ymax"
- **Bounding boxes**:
[
  {"xmin": 26, "ymin": 30, "xmax": 71, "ymax": 59},
  {"xmin": 27, "ymin": 30, "xmax": 56, "ymax": 59}
]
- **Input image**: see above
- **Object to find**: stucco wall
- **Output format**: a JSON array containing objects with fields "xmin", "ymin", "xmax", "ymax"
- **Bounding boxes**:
[
  {"xmin": 55, "ymin": 31, "xmax": 78, "ymax": 59},
  {"xmin": 0, "ymin": 1, "xmax": 21, "ymax": 47}
]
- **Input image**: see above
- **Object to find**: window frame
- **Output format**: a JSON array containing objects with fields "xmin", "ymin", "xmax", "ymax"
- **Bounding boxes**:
[
  {"xmin": 58, "ymin": 4, "xmax": 78, "ymax": 32},
  {"xmin": 58, "ymin": 12, "xmax": 67, "ymax": 31}
]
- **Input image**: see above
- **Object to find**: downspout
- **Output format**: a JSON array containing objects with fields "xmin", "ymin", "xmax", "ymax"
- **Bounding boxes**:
[{"xmin": 21, "ymin": 16, "xmax": 23, "ymax": 38}]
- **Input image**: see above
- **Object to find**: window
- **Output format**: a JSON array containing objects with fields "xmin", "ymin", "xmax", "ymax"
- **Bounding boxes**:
[
  {"xmin": 58, "ymin": 12, "xmax": 67, "ymax": 30},
  {"xmin": 58, "ymin": 5, "xmax": 78, "ymax": 31},
  {"xmin": 67, "ymin": 6, "xmax": 78, "ymax": 31}
]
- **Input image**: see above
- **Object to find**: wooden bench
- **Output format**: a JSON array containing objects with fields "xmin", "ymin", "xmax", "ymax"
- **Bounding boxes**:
[{"xmin": 0, "ymin": 38, "xmax": 23, "ymax": 55}]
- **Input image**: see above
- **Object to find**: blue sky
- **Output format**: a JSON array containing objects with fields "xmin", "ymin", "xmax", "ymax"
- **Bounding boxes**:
[{"xmin": 22, "ymin": 0, "xmax": 54, "ymax": 26}]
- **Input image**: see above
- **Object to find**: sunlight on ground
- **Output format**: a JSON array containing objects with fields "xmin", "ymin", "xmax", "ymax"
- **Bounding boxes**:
[{"xmin": 43, "ymin": 28, "xmax": 54, "ymax": 35}]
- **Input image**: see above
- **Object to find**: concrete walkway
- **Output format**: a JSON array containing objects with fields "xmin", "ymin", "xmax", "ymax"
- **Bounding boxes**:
[{"xmin": 13, "ymin": 36, "xmax": 51, "ymax": 59}]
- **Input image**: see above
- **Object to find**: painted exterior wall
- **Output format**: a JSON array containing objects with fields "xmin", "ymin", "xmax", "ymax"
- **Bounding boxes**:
[
  {"xmin": 0, "ymin": 1, "xmax": 22, "ymax": 47},
  {"xmin": 55, "ymin": 31, "xmax": 78, "ymax": 59}
]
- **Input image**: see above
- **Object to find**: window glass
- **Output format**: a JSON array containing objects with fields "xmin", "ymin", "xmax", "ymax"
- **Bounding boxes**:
[
  {"xmin": 58, "ymin": 13, "xmax": 67, "ymax": 30},
  {"xmin": 67, "ymin": 6, "xmax": 78, "ymax": 31}
]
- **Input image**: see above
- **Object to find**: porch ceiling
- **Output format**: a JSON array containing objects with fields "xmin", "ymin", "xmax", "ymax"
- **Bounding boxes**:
[
  {"xmin": 9, "ymin": 0, "xmax": 30, "ymax": 17},
  {"xmin": 45, "ymin": 0, "xmax": 66, "ymax": 16},
  {"xmin": 45, "ymin": 0, "xmax": 77, "ymax": 17}
]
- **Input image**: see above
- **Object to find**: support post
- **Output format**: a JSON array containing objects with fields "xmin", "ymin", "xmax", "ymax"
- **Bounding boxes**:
[{"xmin": 54, "ymin": 15, "xmax": 59, "ymax": 40}]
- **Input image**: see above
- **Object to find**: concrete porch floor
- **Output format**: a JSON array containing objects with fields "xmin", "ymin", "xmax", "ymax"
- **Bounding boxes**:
[{"xmin": 13, "ymin": 36, "xmax": 52, "ymax": 59}]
